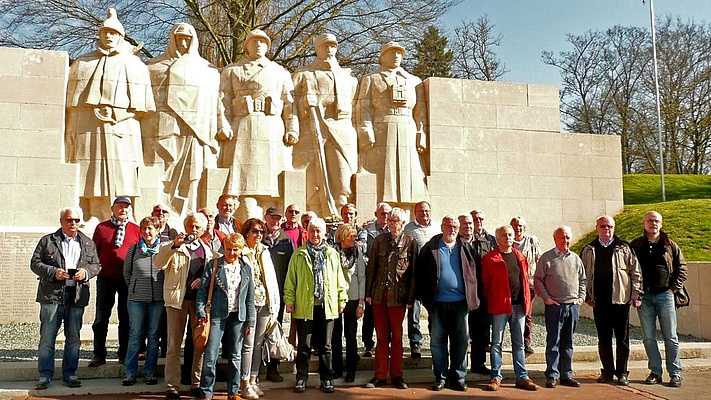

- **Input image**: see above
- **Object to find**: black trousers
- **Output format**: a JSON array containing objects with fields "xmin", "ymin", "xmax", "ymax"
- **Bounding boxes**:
[
  {"xmin": 295, "ymin": 306, "xmax": 334, "ymax": 381},
  {"xmin": 332, "ymin": 300, "xmax": 359, "ymax": 375},
  {"xmin": 593, "ymin": 303, "xmax": 631, "ymax": 378},
  {"xmin": 361, "ymin": 301, "xmax": 375, "ymax": 350},
  {"xmin": 468, "ymin": 304, "xmax": 491, "ymax": 370},
  {"xmin": 92, "ymin": 277, "xmax": 129, "ymax": 360}
]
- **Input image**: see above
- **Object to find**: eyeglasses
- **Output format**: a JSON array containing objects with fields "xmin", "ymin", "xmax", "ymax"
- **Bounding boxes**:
[
  {"xmin": 474, "ymin": 217, "xmax": 485, "ymax": 221},
  {"xmin": 598, "ymin": 225, "xmax": 614, "ymax": 229},
  {"xmin": 286, "ymin": 209, "xmax": 301, "ymax": 214},
  {"xmin": 64, "ymin": 218, "xmax": 80, "ymax": 223},
  {"xmin": 251, "ymin": 228, "xmax": 265, "ymax": 235},
  {"xmin": 152, "ymin": 209, "xmax": 169, "ymax": 215}
]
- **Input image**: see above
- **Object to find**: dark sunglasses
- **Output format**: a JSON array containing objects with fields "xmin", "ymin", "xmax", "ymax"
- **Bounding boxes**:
[
  {"xmin": 251, "ymin": 228, "xmax": 265, "ymax": 235},
  {"xmin": 152, "ymin": 209, "xmax": 169, "ymax": 215},
  {"xmin": 64, "ymin": 218, "xmax": 81, "ymax": 223}
]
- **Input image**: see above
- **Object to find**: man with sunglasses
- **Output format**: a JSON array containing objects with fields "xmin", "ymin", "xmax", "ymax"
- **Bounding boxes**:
[
  {"xmin": 31, "ymin": 207, "xmax": 101, "ymax": 390},
  {"xmin": 581, "ymin": 215, "xmax": 642, "ymax": 386},
  {"xmin": 281, "ymin": 204, "xmax": 307, "ymax": 248}
]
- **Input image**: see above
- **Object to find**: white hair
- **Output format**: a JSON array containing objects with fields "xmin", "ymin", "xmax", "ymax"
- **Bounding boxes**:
[
  {"xmin": 390, "ymin": 207, "xmax": 407, "ymax": 222},
  {"xmin": 308, "ymin": 217, "xmax": 327, "ymax": 232},
  {"xmin": 184, "ymin": 212, "xmax": 208, "ymax": 229},
  {"xmin": 59, "ymin": 207, "xmax": 83, "ymax": 221}
]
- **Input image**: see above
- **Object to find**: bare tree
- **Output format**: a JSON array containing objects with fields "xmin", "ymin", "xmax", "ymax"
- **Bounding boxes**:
[{"xmin": 450, "ymin": 15, "xmax": 507, "ymax": 81}]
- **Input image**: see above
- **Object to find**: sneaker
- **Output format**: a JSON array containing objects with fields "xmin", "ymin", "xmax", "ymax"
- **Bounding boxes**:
[
  {"xmin": 64, "ymin": 376, "xmax": 82, "ymax": 388},
  {"xmin": 87, "ymin": 356, "xmax": 106, "ymax": 367},
  {"xmin": 669, "ymin": 375, "xmax": 682, "ymax": 388},
  {"xmin": 294, "ymin": 379, "xmax": 307, "ymax": 393},
  {"xmin": 392, "ymin": 376, "xmax": 407, "ymax": 389},
  {"xmin": 486, "ymin": 379, "xmax": 500, "ymax": 391},
  {"xmin": 320, "ymin": 379, "xmax": 335, "ymax": 393},
  {"xmin": 516, "ymin": 378, "xmax": 538, "ymax": 391},
  {"xmin": 34, "ymin": 377, "xmax": 51, "ymax": 390},
  {"xmin": 143, "ymin": 373, "xmax": 158, "ymax": 385},
  {"xmin": 645, "ymin": 373, "xmax": 663, "ymax": 384},
  {"xmin": 241, "ymin": 383, "xmax": 259, "ymax": 399},
  {"xmin": 410, "ymin": 344, "xmax": 422, "ymax": 359},
  {"xmin": 364, "ymin": 377, "xmax": 387, "ymax": 388},
  {"xmin": 122, "ymin": 375, "xmax": 136, "ymax": 386},
  {"xmin": 251, "ymin": 382, "xmax": 264, "ymax": 397}
]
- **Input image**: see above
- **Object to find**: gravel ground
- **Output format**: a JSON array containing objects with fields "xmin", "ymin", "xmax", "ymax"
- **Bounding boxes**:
[{"xmin": 1, "ymin": 315, "xmax": 707, "ymax": 362}]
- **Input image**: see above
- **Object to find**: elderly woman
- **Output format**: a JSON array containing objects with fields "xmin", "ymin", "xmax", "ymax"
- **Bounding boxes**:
[
  {"xmin": 331, "ymin": 223, "xmax": 366, "ymax": 382},
  {"xmin": 122, "ymin": 216, "xmax": 164, "ymax": 386},
  {"xmin": 510, "ymin": 216, "xmax": 542, "ymax": 355},
  {"xmin": 154, "ymin": 212, "xmax": 214, "ymax": 400},
  {"xmin": 239, "ymin": 218, "xmax": 280, "ymax": 398},
  {"xmin": 284, "ymin": 218, "xmax": 348, "ymax": 394},
  {"xmin": 197, "ymin": 233, "xmax": 256, "ymax": 400}
]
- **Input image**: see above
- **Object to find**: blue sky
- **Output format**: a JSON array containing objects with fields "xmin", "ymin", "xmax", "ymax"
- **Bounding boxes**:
[{"xmin": 441, "ymin": 0, "xmax": 711, "ymax": 87}]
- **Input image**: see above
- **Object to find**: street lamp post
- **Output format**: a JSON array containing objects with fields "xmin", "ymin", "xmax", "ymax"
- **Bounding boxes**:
[{"xmin": 648, "ymin": 0, "xmax": 666, "ymax": 201}]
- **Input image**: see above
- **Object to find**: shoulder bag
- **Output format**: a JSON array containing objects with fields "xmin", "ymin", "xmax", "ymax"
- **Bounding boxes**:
[{"xmin": 194, "ymin": 260, "xmax": 217, "ymax": 352}]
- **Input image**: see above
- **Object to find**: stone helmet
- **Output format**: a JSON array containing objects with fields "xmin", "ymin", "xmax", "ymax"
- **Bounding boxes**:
[
  {"xmin": 99, "ymin": 8, "xmax": 125, "ymax": 37},
  {"xmin": 243, "ymin": 29, "xmax": 272, "ymax": 53},
  {"xmin": 173, "ymin": 23, "xmax": 194, "ymax": 38},
  {"xmin": 379, "ymin": 41, "xmax": 406, "ymax": 65},
  {"xmin": 314, "ymin": 33, "xmax": 338, "ymax": 49}
]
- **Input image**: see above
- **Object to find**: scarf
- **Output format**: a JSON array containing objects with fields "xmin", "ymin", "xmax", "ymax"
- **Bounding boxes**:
[
  {"xmin": 111, "ymin": 215, "xmax": 127, "ymax": 247},
  {"xmin": 307, "ymin": 241, "xmax": 327, "ymax": 301},
  {"xmin": 139, "ymin": 238, "xmax": 160, "ymax": 256}
]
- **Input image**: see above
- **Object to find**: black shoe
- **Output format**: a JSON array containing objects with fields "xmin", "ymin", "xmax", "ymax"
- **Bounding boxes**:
[
  {"xmin": 266, "ymin": 369, "xmax": 284, "ymax": 383},
  {"xmin": 190, "ymin": 387, "xmax": 200, "ymax": 398},
  {"xmin": 122, "ymin": 375, "xmax": 136, "ymax": 386},
  {"xmin": 598, "ymin": 374, "xmax": 613, "ymax": 383},
  {"xmin": 449, "ymin": 380, "xmax": 468, "ymax": 391},
  {"xmin": 144, "ymin": 373, "xmax": 158, "ymax": 385},
  {"xmin": 320, "ymin": 379, "xmax": 335, "ymax": 393},
  {"xmin": 546, "ymin": 378, "xmax": 557, "ymax": 388},
  {"xmin": 362, "ymin": 348, "xmax": 373, "ymax": 357},
  {"xmin": 118, "ymin": 358, "xmax": 125, "ymax": 365},
  {"xmin": 524, "ymin": 345, "xmax": 535, "ymax": 355},
  {"xmin": 331, "ymin": 370, "xmax": 343, "ymax": 379},
  {"xmin": 34, "ymin": 377, "xmax": 51, "ymax": 390},
  {"xmin": 617, "ymin": 374, "xmax": 629, "ymax": 386},
  {"xmin": 392, "ymin": 376, "xmax": 408, "ymax": 389},
  {"xmin": 88, "ymin": 356, "xmax": 106, "ymax": 367},
  {"xmin": 431, "ymin": 380, "xmax": 445, "ymax": 391},
  {"xmin": 344, "ymin": 372, "xmax": 355, "ymax": 383},
  {"xmin": 294, "ymin": 379, "xmax": 307, "ymax": 393},
  {"xmin": 645, "ymin": 373, "xmax": 663, "ymax": 384},
  {"xmin": 471, "ymin": 365, "xmax": 491, "ymax": 375},
  {"xmin": 669, "ymin": 375, "xmax": 682, "ymax": 387},
  {"xmin": 165, "ymin": 387, "xmax": 180, "ymax": 400},
  {"xmin": 410, "ymin": 345, "xmax": 421, "ymax": 359},
  {"xmin": 180, "ymin": 374, "xmax": 192, "ymax": 386},
  {"xmin": 560, "ymin": 378, "xmax": 581, "ymax": 387},
  {"xmin": 364, "ymin": 377, "xmax": 387, "ymax": 388},
  {"xmin": 63, "ymin": 376, "xmax": 82, "ymax": 388}
]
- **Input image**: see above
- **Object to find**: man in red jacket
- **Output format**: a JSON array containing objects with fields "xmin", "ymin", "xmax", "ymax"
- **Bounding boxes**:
[{"xmin": 88, "ymin": 196, "xmax": 141, "ymax": 367}]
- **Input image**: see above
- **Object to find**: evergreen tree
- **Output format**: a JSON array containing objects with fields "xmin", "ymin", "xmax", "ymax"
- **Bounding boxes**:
[{"xmin": 413, "ymin": 25, "xmax": 453, "ymax": 78}]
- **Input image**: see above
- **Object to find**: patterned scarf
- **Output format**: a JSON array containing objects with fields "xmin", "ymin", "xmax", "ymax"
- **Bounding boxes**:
[
  {"xmin": 307, "ymin": 241, "xmax": 326, "ymax": 301},
  {"xmin": 139, "ymin": 238, "xmax": 160, "ymax": 256},
  {"xmin": 111, "ymin": 215, "xmax": 127, "ymax": 247}
]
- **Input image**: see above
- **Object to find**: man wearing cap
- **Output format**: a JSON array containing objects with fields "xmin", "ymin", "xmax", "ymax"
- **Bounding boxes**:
[
  {"xmin": 65, "ymin": 8, "xmax": 154, "ymax": 221},
  {"xmin": 144, "ymin": 23, "xmax": 221, "ymax": 216},
  {"xmin": 292, "ymin": 33, "xmax": 359, "ymax": 216},
  {"xmin": 88, "ymin": 196, "xmax": 141, "ymax": 367},
  {"xmin": 356, "ymin": 41, "xmax": 428, "ymax": 203},
  {"xmin": 219, "ymin": 29, "xmax": 298, "ymax": 210},
  {"xmin": 31, "ymin": 207, "xmax": 102, "ymax": 390}
]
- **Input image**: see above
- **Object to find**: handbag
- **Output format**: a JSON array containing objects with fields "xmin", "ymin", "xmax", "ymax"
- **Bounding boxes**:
[
  {"xmin": 194, "ymin": 260, "xmax": 217, "ymax": 352},
  {"xmin": 674, "ymin": 285, "xmax": 690, "ymax": 309},
  {"xmin": 262, "ymin": 317, "xmax": 295, "ymax": 363}
]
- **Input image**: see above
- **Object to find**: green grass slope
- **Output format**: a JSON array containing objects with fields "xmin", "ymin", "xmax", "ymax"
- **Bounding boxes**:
[{"xmin": 624, "ymin": 174, "xmax": 711, "ymax": 204}]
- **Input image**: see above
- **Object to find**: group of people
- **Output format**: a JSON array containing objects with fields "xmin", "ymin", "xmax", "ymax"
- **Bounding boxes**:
[{"xmin": 30, "ymin": 194, "xmax": 687, "ymax": 398}]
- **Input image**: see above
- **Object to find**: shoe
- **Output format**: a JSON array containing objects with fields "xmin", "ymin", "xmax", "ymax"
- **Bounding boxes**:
[
  {"xmin": 294, "ymin": 379, "xmax": 307, "ymax": 393},
  {"xmin": 471, "ymin": 365, "xmax": 491, "ymax": 375},
  {"xmin": 617, "ymin": 374, "xmax": 629, "ymax": 386},
  {"xmin": 392, "ymin": 376, "xmax": 407, "ymax": 389},
  {"xmin": 450, "ymin": 380, "xmax": 468, "ymax": 391},
  {"xmin": 364, "ymin": 377, "xmax": 387, "ymax": 388},
  {"xmin": 34, "ymin": 377, "xmax": 51, "ymax": 390},
  {"xmin": 486, "ymin": 378, "xmax": 500, "ymax": 391},
  {"xmin": 431, "ymin": 380, "xmax": 446, "ymax": 391},
  {"xmin": 546, "ymin": 378, "xmax": 557, "ymax": 388},
  {"xmin": 344, "ymin": 372, "xmax": 355, "ymax": 383},
  {"xmin": 669, "ymin": 375, "xmax": 682, "ymax": 387},
  {"xmin": 118, "ymin": 357, "xmax": 125, "ymax": 365},
  {"xmin": 190, "ymin": 387, "xmax": 201, "ymax": 398},
  {"xmin": 560, "ymin": 377, "xmax": 580, "ymax": 387},
  {"xmin": 138, "ymin": 353, "xmax": 146, "ymax": 361},
  {"xmin": 165, "ymin": 387, "xmax": 181, "ymax": 400},
  {"xmin": 645, "ymin": 373, "xmax": 663, "ymax": 384},
  {"xmin": 144, "ymin": 373, "xmax": 158, "ymax": 385},
  {"xmin": 362, "ymin": 348, "xmax": 373, "ymax": 357},
  {"xmin": 265, "ymin": 369, "xmax": 284, "ymax": 383},
  {"xmin": 524, "ymin": 345, "xmax": 535, "ymax": 354},
  {"xmin": 251, "ymin": 382, "xmax": 264, "ymax": 397},
  {"xmin": 331, "ymin": 370, "xmax": 343, "ymax": 379},
  {"xmin": 410, "ymin": 344, "xmax": 421, "ymax": 359},
  {"xmin": 63, "ymin": 376, "xmax": 82, "ymax": 388},
  {"xmin": 597, "ymin": 369, "xmax": 613, "ymax": 383},
  {"xmin": 122, "ymin": 375, "xmax": 136, "ymax": 386},
  {"xmin": 320, "ymin": 379, "xmax": 335, "ymax": 393},
  {"xmin": 88, "ymin": 356, "xmax": 106, "ymax": 367},
  {"xmin": 241, "ymin": 383, "xmax": 259, "ymax": 399},
  {"xmin": 181, "ymin": 374, "xmax": 192, "ymax": 386},
  {"xmin": 516, "ymin": 378, "xmax": 538, "ymax": 391}
]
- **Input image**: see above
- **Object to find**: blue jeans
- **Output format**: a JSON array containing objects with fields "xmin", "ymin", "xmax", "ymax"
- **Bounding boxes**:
[
  {"xmin": 125, "ymin": 300, "xmax": 164, "ymax": 376},
  {"xmin": 430, "ymin": 300, "xmax": 469, "ymax": 383},
  {"xmin": 38, "ymin": 291, "xmax": 84, "ymax": 380},
  {"xmin": 407, "ymin": 299, "xmax": 423, "ymax": 347},
  {"xmin": 200, "ymin": 312, "xmax": 245, "ymax": 398},
  {"xmin": 638, "ymin": 291, "xmax": 682, "ymax": 377},
  {"xmin": 544, "ymin": 303, "xmax": 579, "ymax": 379},
  {"xmin": 490, "ymin": 304, "xmax": 527, "ymax": 381}
]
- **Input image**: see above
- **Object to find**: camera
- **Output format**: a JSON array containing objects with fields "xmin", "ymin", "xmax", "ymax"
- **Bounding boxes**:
[{"xmin": 185, "ymin": 233, "xmax": 197, "ymax": 243}]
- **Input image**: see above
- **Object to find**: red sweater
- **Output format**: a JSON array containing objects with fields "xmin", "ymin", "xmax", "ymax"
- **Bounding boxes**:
[
  {"xmin": 92, "ymin": 220, "xmax": 141, "ymax": 280},
  {"xmin": 481, "ymin": 247, "xmax": 531, "ymax": 315}
]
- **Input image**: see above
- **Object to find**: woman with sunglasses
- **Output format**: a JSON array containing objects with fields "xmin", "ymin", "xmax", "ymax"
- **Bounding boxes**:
[{"xmin": 239, "ymin": 218, "xmax": 281, "ymax": 398}]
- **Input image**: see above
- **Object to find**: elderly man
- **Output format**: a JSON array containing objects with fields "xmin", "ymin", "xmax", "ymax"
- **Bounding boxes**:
[
  {"xmin": 416, "ymin": 216, "xmax": 478, "ymax": 392},
  {"xmin": 30, "ymin": 207, "xmax": 101, "ymax": 390},
  {"xmin": 364, "ymin": 208, "xmax": 417, "ymax": 390},
  {"xmin": 510, "ymin": 216, "xmax": 542, "ymax": 355},
  {"xmin": 630, "ymin": 211, "xmax": 687, "ymax": 388},
  {"xmin": 155, "ymin": 213, "xmax": 214, "ymax": 399},
  {"xmin": 328, "ymin": 203, "xmax": 367, "ymax": 246},
  {"xmin": 88, "ymin": 197, "xmax": 141, "ymax": 367},
  {"xmin": 535, "ymin": 226, "xmax": 586, "ymax": 389},
  {"xmin": 356, "ymin": 41, "xmax": 428, "ymax": 203},
  {"xmin": 403, "ymin": 200, "xmax": 440, "ymax": 358},
  {"xmin": 292, "ymin": 33, "xmax": 358, "ymax": 216},
  {"xmin": 482, "ymin": 225, "xmax": 537, "ymax": 392},
  {"xmin": 199, "ymin": 207, "xmax": 225, "ymax": 255},
  {"xmin": 65, "ymin": 8, "xmax": 154, "ymax": 220},
  {"xmin": 219, "ymin": 29, "xmax": 298, "ymax": 208},
  {"xmin": 145, "ymin": 23, "xmax": 221, "ymax": 215},
  {"xmin": 281, "ymin": 204, "xmax": 307, "ymax": 248},
  {"xmin": 215, "ymin": 194, "xmax": 241, "ymax": 235},
  {"xmin": 581, "ymin": 216, "xmax": 642, "ymax": 386}
]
